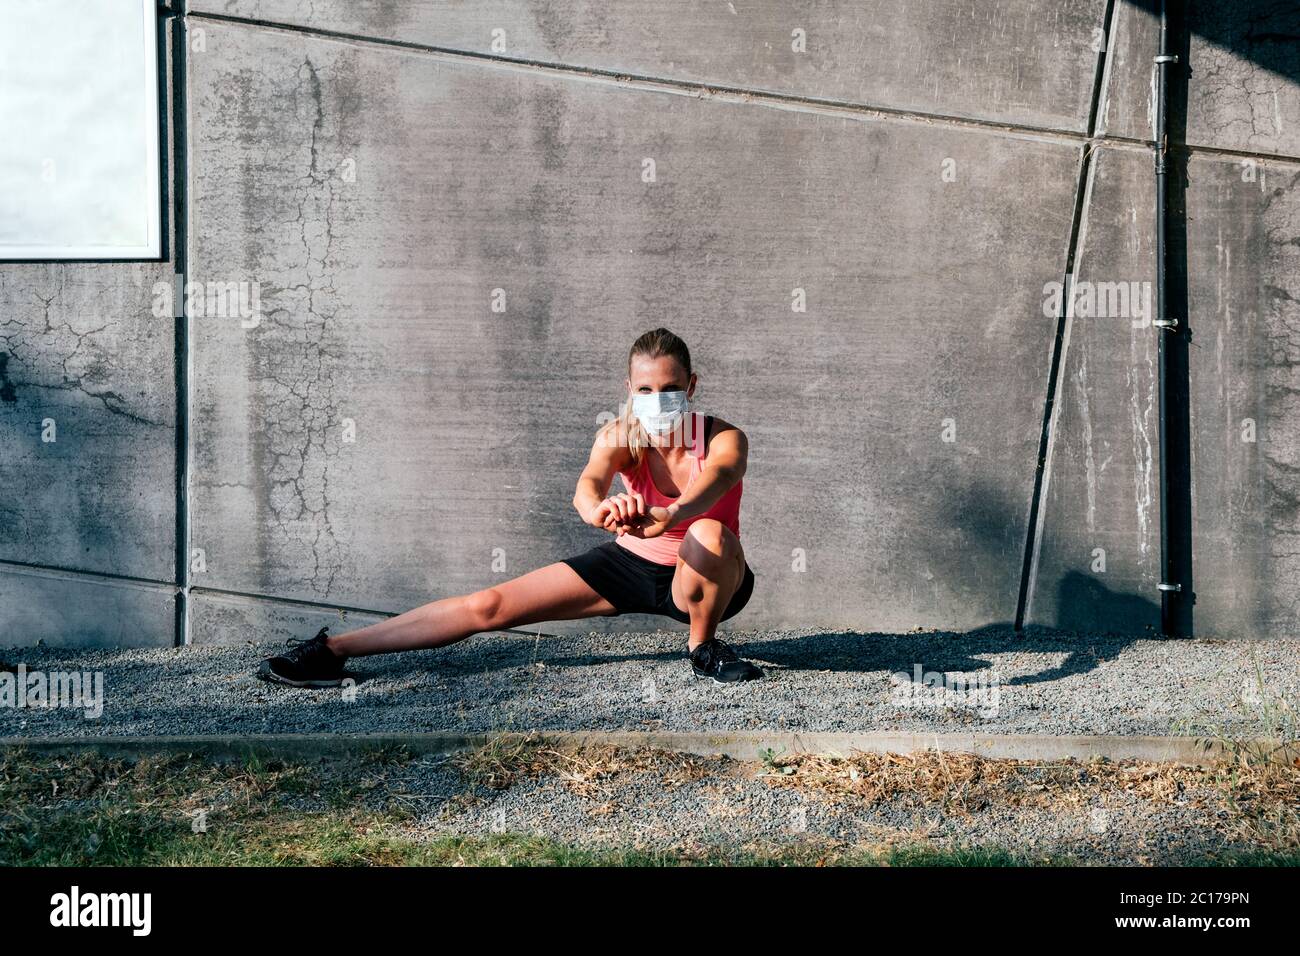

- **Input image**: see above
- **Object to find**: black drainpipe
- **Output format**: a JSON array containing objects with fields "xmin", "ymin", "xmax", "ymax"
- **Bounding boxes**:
[
  {"xmin": 1153, "ymin": 0, "xmax": 1193, "ymax": 636},
  {"xmin": 161, "ymin": 0, "xmax": 189, "ymax": 645}
]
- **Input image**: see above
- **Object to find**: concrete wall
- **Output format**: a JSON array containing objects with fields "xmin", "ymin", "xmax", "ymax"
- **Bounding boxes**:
[{"xmin": 2, "ymin": 0, "xmax": 1298, "ymax": 646}]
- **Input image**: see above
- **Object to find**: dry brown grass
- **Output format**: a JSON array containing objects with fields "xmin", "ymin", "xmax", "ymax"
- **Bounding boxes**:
[
  {"xmin": 1204, "ymin": 748, "xmax": 1300, "ymax": 847},
  {"xmin": 440, "ymin": 734, "xmax": 1300, "ymax": 850},
  {"xmin": 453, "ymin": 735, "xmax": 1298, "ymax": 822},
  {"xmin": 451, "ymin": 733, "xmax": 718, "ymax": 799},
  {"xmin": 757, "ymin": 749, "xmax": 1300, "ymax": 835}
]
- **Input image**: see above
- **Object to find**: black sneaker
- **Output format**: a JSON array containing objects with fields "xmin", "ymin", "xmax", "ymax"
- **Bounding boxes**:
[
  {"xmin": 689, "ymin": 638, "xmax": 763, "ymax": 684},
  {"xmin": 257, "ymin": 628, "xmax": 348, "ymax": 688}
]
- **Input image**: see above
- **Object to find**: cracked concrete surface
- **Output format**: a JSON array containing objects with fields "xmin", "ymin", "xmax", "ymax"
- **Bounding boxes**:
[
  {"xmin": 254, "ymin": 55, "xmax": 348, "ymax": 598},
  {"xmin": 0, "ymin": 266, "xmax": 176, "ymax": 583},
  {"xmin": 189, "ymin": 41, "xmax": 365, "ymax": 604},
  {"xmin": 1101, "ymin": 0, "xmax": 1300, "ymax": 156}
]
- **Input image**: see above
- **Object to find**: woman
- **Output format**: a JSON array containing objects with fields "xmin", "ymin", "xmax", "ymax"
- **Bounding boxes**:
[{"xmin": 257, "ymin": 328, "xmax": 763, "ymax": 687}]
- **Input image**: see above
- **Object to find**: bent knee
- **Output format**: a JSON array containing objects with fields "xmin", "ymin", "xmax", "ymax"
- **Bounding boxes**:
[
  {"xmin": 684, "ymin": 518, "xmax": 740, "ymax": 558},
  {"xmin": 464, "ymin": 587, "xmax": 506, "ymax": 630}
]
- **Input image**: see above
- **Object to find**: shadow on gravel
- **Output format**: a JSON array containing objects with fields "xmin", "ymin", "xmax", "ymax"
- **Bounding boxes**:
[
  {"xmin": 738, "ymin": 625, "xmax": 1146, "ymax": 688},
  {"xmin": 733, "ymin": 570, "xmax": 1161, "ymax": 688}
]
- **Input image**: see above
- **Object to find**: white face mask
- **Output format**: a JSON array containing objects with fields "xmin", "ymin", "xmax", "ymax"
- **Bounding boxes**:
[{"xmin": 631, "ymin": 390, "xmax": 691, "ymax": 436}]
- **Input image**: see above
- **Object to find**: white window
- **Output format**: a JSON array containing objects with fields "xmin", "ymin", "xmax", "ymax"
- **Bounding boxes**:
[{"xmin": 0, "ymin": 0, "xmax": 162, "ymax": 259}]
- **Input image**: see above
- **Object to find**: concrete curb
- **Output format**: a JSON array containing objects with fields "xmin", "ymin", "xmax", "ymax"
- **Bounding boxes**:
[{"xmin": 0, "ymin": 730, "xmax": 1264, "ymax": 764}]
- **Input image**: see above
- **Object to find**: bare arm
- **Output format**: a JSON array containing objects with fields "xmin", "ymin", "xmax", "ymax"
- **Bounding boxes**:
[
  {"xmin": 664, "ymin": 421, "xmax": 747, "ymax": 527},
  {"xmin": 618, "ymin": 420, "xmax": 748, "ymax": 540},
  {"xmin": 572, "ymin": 423, "xmax": 639, "ymax": 528}
]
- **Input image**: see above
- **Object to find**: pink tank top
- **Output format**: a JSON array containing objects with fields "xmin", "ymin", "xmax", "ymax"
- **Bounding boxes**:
[{"xmin": 615, "ymin": 412, "xmax": 743, "ymax": 566}]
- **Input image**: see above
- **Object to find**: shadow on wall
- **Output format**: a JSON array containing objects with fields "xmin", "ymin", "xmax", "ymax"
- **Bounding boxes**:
[
  {"xmin": 917, "ymin": 477, "xmax": 1162, "ymax": 640},
  {"xmin": 1125, "ymin": 0, "xmax": 1300, "ymax": 86},
  {"xmin": 1052, "ymin": 570, "xmax": 1160, "ymax": 636}
]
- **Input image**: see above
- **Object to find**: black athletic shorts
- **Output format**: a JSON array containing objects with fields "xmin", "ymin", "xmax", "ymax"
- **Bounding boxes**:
[{"xmin": 561, "ymin": 541, "xmax": 755, "ymax": 625}]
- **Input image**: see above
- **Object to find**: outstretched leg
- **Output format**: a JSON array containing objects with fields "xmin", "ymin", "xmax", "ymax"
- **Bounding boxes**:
[
  {"xmin": 670, "ymin": 518, "xmax": 745, "ymax": 651},
  {"xmin": 326, "ymin": 562, "xmax": 616, "ymax": 658}
]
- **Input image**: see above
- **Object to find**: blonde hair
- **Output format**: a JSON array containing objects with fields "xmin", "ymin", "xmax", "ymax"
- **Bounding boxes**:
[{"xmin": 615, "ymin": 328, "xmax": 693, "ymax": 466}]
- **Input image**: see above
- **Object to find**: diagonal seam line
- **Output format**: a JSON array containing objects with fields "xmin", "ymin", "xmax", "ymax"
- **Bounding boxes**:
[
  {"xmin": 1014, "ymin": 0, "xmax": 1117, "ymax": 631},
  {"xmin": 190, "ymin": 9, "xmax": 1103, "ymax": 143},
  {"xmin": 185, "ymin": 8, "xmax": 1300, "ymax": 164}
]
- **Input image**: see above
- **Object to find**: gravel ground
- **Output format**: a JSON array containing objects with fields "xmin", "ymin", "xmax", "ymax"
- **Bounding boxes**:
[{"xmin": 1, "ymin": 626, "xmax": 1295, "ymax": 739}]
